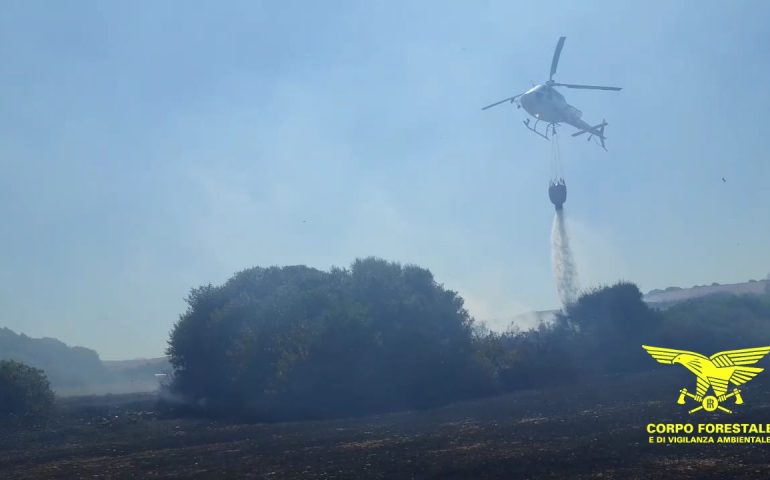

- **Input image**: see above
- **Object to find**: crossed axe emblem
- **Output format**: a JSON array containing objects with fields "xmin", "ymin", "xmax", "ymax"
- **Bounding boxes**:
[{"xmin": 677, "ymin": 387, "xmax": 743, "ymax": 414}]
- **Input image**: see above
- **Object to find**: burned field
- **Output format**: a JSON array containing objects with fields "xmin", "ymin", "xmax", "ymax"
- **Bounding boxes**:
[{"xmin": 3, "ymin": 371, "xmax": 770, "ymax": 479}]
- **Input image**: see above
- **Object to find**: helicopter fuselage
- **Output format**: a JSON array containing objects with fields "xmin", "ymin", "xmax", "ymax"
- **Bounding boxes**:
[
  {"xmin": 482, "ymin": 36, "xmax": 620, "ymax": 149},
  {"xmin": 518, "ymin": 84, "xmax": 607, "ymax": 143},
  {"xmin": 519, "ymin": 84, "xmax": 584, "ymax": 127}
]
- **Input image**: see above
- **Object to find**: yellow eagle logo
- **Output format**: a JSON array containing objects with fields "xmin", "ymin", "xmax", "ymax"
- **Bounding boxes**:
[{"xmin": 642, "ymin": 345, "xmax": 770, "ymax": 414}]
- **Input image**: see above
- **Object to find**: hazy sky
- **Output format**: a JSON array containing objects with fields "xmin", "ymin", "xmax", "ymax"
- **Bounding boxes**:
[{"xmin": 2, "ymin": 1, "xmax": 769, "ymax": 359}]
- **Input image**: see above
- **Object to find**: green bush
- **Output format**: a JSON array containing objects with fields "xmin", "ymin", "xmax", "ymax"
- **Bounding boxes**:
[
  {"xmin": 480, "ymin": 284, "xmax": 770, "ymax": 394},
  {"xmin": 477, "ymin": 282, "xmax": 665, "ymax": 391},
  {"xmin": 658, "ymin": 292, "xmax": 770, "ymax": 353},
  {"xmin": 0, "ymin": 360, "xmax": 54, "ymax": 420},
  {"xmin": 167, "ymin": 258, "xmax": 492, "ymax": 420},
  {"xmin": 560, "ymin": 282, "xmax": 664, "ymax": 372}
]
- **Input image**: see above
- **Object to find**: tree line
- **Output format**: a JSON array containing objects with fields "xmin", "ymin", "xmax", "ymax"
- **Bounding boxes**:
[
  {"xmin": 163, "ymin": 258, "xmax": 770, "ymax": 421},
  {"xmin": 4, "ymin": 257, "xmax": 769, "ymax": 422}
]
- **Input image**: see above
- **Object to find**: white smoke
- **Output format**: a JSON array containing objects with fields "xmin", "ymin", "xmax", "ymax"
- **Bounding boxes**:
[{"xmin": 551, "ymin": 209, "xmax": 580, "ymax": 308}]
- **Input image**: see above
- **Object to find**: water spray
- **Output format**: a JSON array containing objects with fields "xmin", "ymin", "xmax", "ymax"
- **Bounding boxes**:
[
  {"xmin": 548, "ymin": 131, "xmax": 579, "ymax": 307},
  {"xmin": 551, "ymin": 209, "xmax": 579, "ymax": 307}
]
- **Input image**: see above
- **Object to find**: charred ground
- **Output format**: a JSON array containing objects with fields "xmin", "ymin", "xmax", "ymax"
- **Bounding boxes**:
[{"xmin": 3, "ymin": 370, "xmax": 770, "ymax": 479}]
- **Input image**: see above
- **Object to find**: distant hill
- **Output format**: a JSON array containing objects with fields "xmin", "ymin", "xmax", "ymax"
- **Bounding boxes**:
[
  {"xmin": 103, "ymin": 357, "xmax": 170, "ymax": 373},
  {"xmin": 519, "ymin": 278, "xmax": 769, "ymax": 328},
  {"xmin": 0, "ymin": 327, "xmax": 109, "ymax": 389},
  {"xmin": 644, "ymin": 278, "xmax": 769, "ymax": 309},
  {"xmin": 103, "ymin": 357, "xmax": 171, "ymax": 387},
  {"xmin": 0, "ymin": 327, "xmax": 170, "ymax": 396}
]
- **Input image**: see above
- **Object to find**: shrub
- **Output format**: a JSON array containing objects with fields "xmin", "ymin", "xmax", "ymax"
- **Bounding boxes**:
[
  {"xmin": 0, "ymin": 360, "xmax": 54, "ymax": 421},
  {"xmin": 167, "ymin": 258, "xmax": 491, "ymax": 420}
]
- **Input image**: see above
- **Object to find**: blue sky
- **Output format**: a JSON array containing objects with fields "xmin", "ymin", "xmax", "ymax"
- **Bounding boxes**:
[{"xmin": 2, "ymin": 1, "xmax": 769, "ymax": 359}]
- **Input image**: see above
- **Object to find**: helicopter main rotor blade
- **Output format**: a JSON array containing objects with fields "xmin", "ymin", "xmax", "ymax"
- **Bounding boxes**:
[
  {"xmin": 481, "ymin": 94, "xmax": 522, "ymax": 110},
  {"xmin": 550, "ymin": 36, "xmax": 566, "ymax": 81},
  {"xmin": 553, "ymin": 82, "xmax": 622, "ymax": 91}
]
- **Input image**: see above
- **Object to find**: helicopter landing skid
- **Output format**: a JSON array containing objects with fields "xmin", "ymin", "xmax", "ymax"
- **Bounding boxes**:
[{"xmin": 523, "ymin": 119, "xmax": 558, "ymax": 140}]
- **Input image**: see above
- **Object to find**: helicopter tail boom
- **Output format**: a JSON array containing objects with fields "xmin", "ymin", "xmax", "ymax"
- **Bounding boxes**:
[{"xmin": 571, "ymin": 120, "xmax": 608, "ymax": 150}]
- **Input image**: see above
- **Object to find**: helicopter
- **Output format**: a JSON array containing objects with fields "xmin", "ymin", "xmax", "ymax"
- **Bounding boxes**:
[{"xmin": 482, "ymin": 36, "xmax": 621, "ymax": 150}]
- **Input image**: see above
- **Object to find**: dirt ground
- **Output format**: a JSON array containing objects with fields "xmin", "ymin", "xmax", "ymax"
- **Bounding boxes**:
[{"xmin": 3, "ymin": 371, "xmax": 770, "ymax": 479}]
